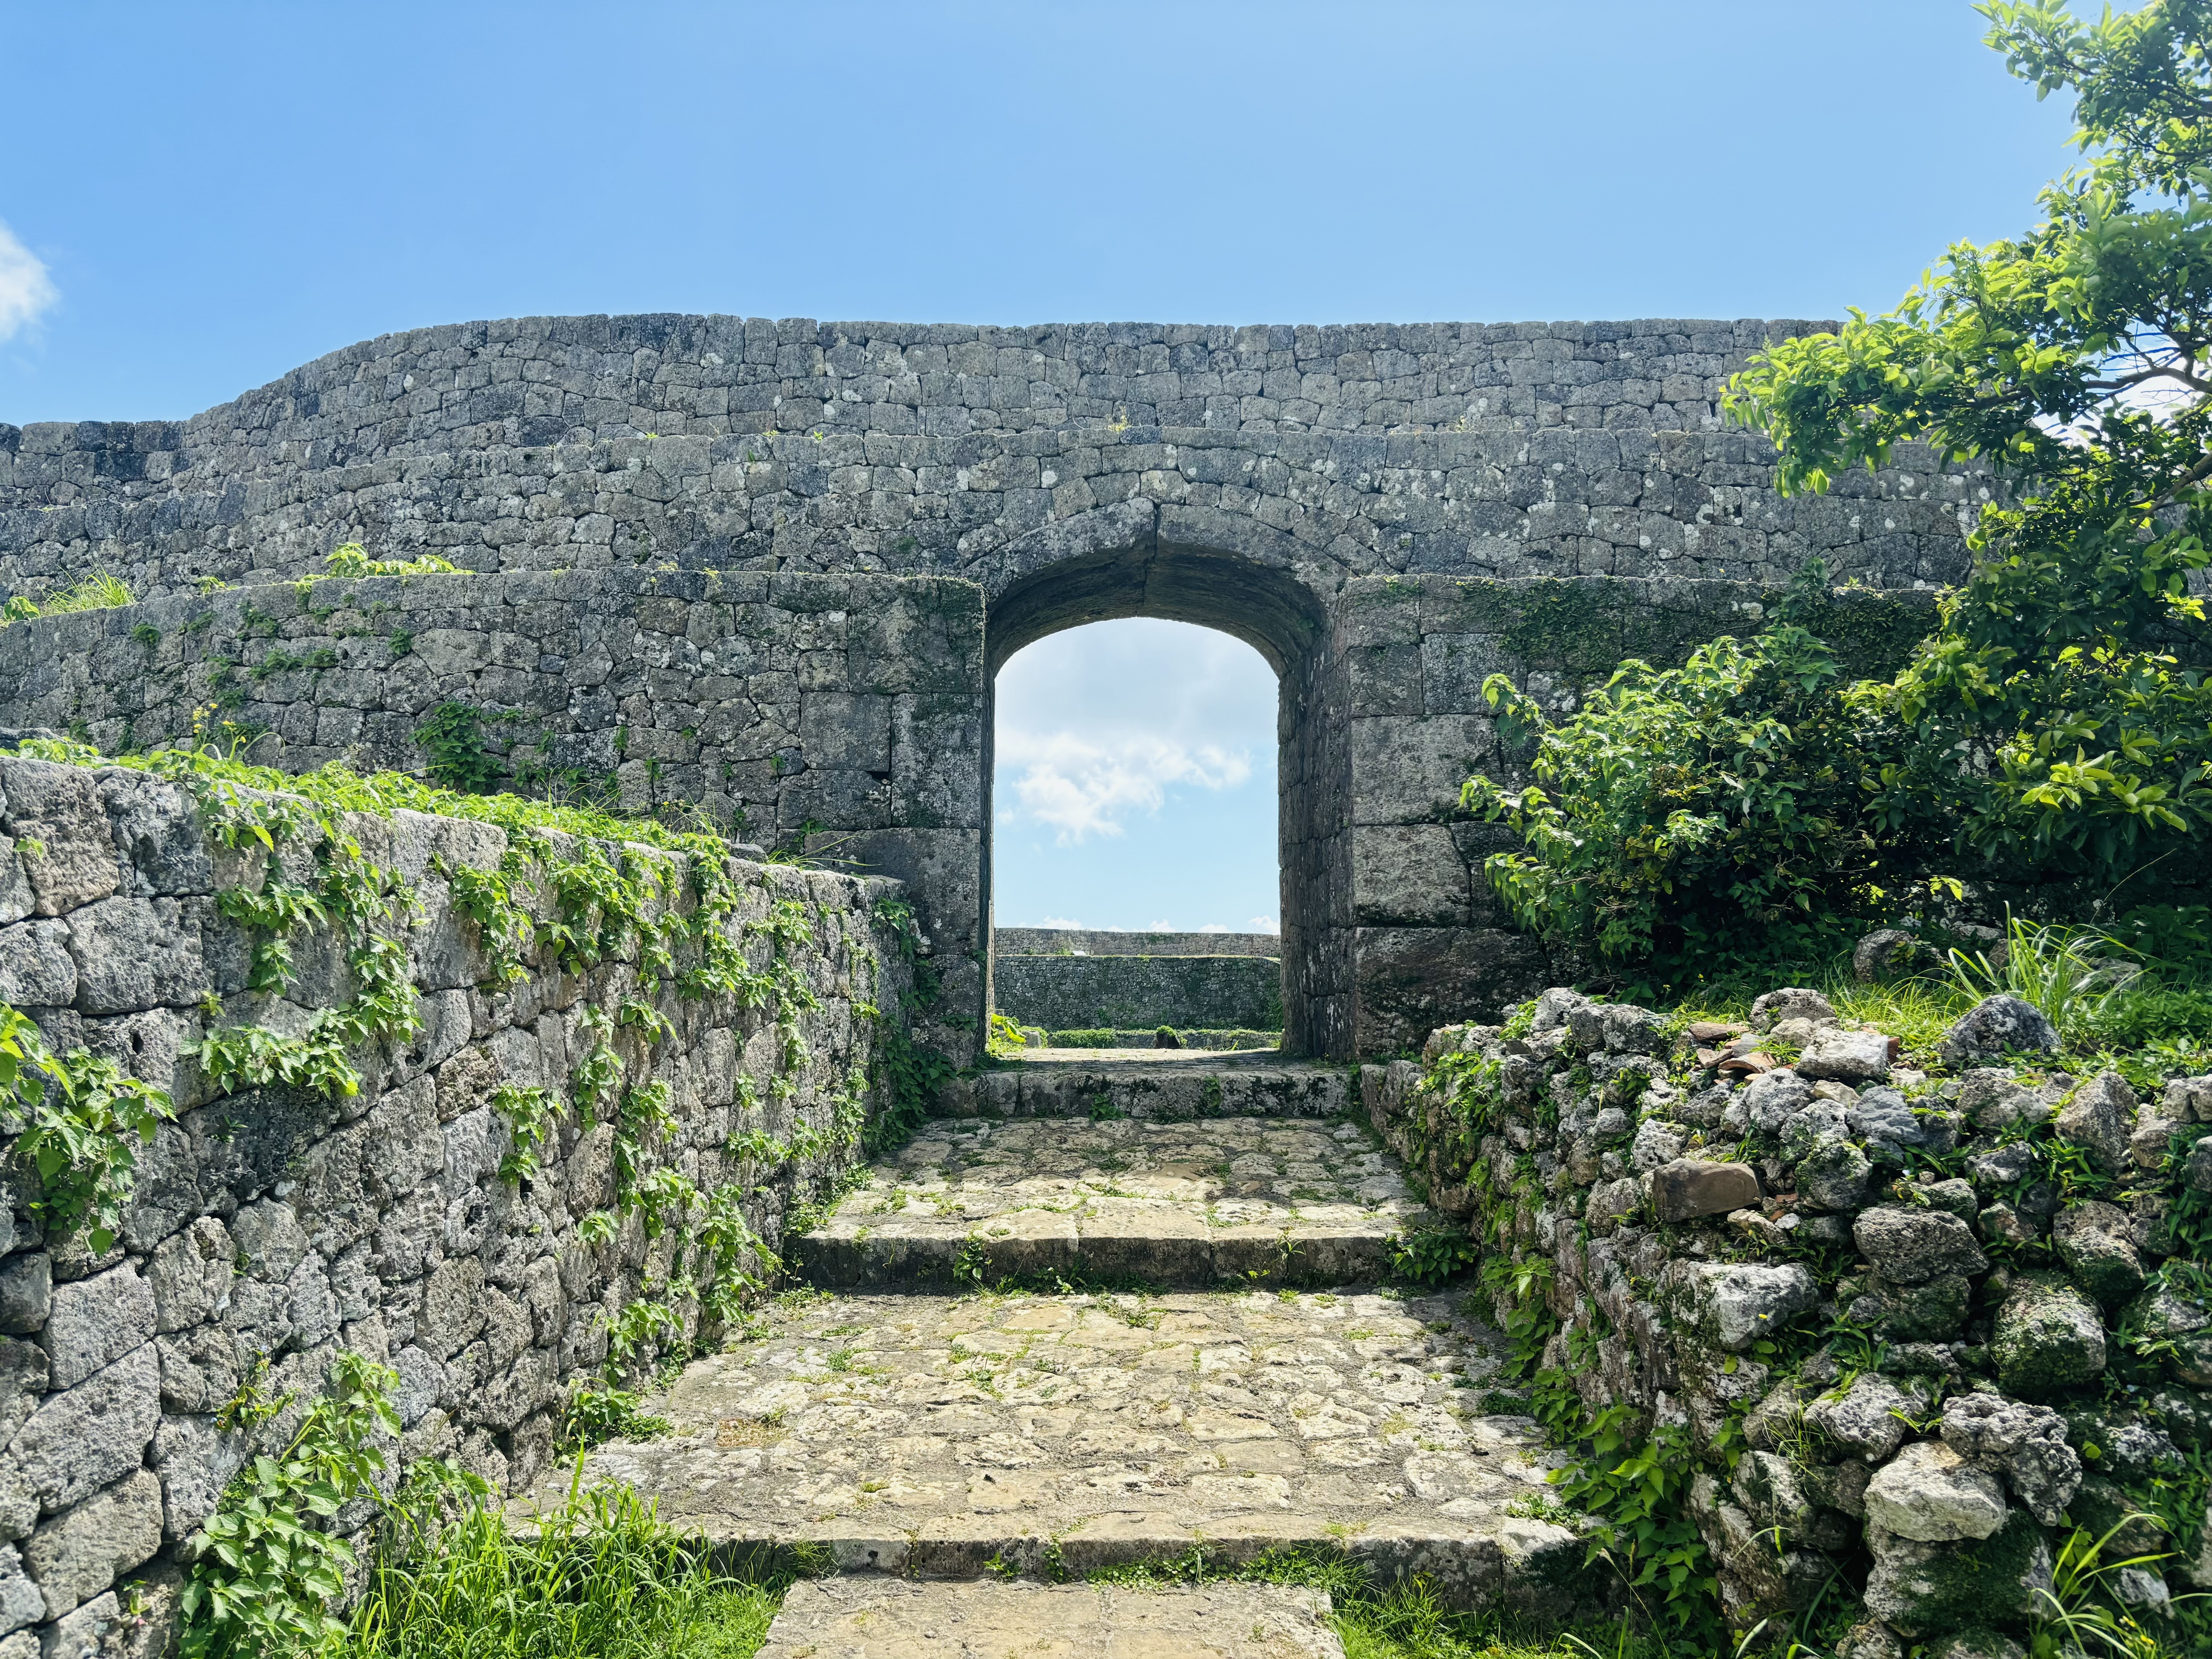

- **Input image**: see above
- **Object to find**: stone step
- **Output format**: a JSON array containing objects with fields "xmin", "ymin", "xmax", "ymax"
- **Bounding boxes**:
[
  {"xmin": 792, "ymin": 1116, "xmax": 1431, "ymax": 1290},
  {"xmin": 756, "ymin": 1578, "xmax": 1345, "ymax": 1657},
  {"xmin": 939, "ymin": 1053, "xmax": 1351, "ymax": 1122},
  {"xmin": 519, "ymin": 1288, "xmax": 1598, "ymax": 1620}
]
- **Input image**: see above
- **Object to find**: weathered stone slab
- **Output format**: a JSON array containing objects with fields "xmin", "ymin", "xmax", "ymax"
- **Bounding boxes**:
[
  {"xmin": 755, "ymin": 1578, "xmax": 1346, "ymax": 1657},
  {"xmin": 794, "ymin": 1117, "xmax": 1425, "ymax": 1288},
  {"xmin": 516, "ymin": 1288, "xmax": 1590, "ymax": 1614}
]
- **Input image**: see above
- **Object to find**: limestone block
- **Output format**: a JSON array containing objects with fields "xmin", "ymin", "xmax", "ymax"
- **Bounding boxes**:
[
  {"xmin": 1993, "ymin": 1272, "xmax": 2106, "ymax": 1398},
  {"xmin": 2051, "ymin": 1200, "xmax": 2144, "ymax": 1310},
  {"xmin": 11, "ymin": 1345, "xmax": 159, "ymax": 1513},
  {"xmin": 0, "ymin": 1339, "xmax": 47, "ymax": 1448},
  {"xmin": 0, "ymin": 923, "xmax": 76, "ymax": 1008},
  {"xmin": 22, "ymin": 1470, "xmax": 161, "ymax": 1619},
  {"xmin": 1350, "ymin": 824, "xmax": 1470, "ymax": 927},
  {"xmin": 39, "ymin": 1266, "xmax": 152, "ymax": 1391},
  {"xmin": 1799, "ymin": 1139, "xmax": 1872, "ymax": 1212},
  {"xmin": 148, "ymin": 1416, "xmax": 243, "ymax": 1541},
  {"xmin": 1348, "ymin": 714, "xmax": 1494, "ymax": 825},
  {"xmin": 1863, "ymin": 1509, "xmax": 2052, "ymax": 1638},
  {"xmin": 152, "ymin": 1325, "xmax": 240, "ymax": 1416},
  {"xmin": 1668, "ymin": 1261, "xmax": 1817, "ymax": 1353},
  {"xmin": 31, "ymin": 1588, "xmax": 117, "ymax": 1659},
  {"xmin": 1865, "ymin": 1441, "xmax": 2008, "ymax": 1542},
  {"xmin": 0, "ymin": 1545, "xmax": 39, "ymax": 1637},
  {"xmin": 0, "ymin": 1258, "xmax": 50, "ymax": 1337},
  {"xmin": 1937, "ymin": 996, "xmax": 2059, "ymax": 1070},
  {"xmin": 96, "ymin": 773, "xmax": 213, "ymax": 897},
  {"xmin": 2054, "ymin": 1072, "xmax": 2135, "ymax": 1176},
  {"xmin": 1853, "ymin": 1207, "xmax": 1987, "ymax": 1286},
  {"xmin": 1806, "ymin": 1373, "xmax": 1913, "ymax": 1463},
  {"xmin": 0, "ymin": 842, "xmax": 34, "ymax": 929},
  {"xmin": 419, "ymin": 1257, "xmax": 487, "ymax": 1360},
  {"xmin": 1649, "ymin": 1159, "xmax": 1757, "ymax": 1223},
  {"xmin": 1750, "ymin": 988, "xmax": 1834, "ymax": 1030},
  {"xmin": 1, "ymin": 762, "xmax": 118, "ymax": 917},
  {"xmin": 64, "ymin": 898, "xmax": 206, "ymax": 1015},
  {"xmin": 1940, "ymin": 1393, "xmax": 2080, "ymax": 1527},
  {"xmin": 1796, "ymin": 1026, "xmax": 1891, "ymax": 1084}
]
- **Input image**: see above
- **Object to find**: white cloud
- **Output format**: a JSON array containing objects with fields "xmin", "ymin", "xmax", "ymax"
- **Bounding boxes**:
[
  {"xmin": 1249, "ymin": 915, "xmax": 1279, "ymax": 933},
  {"xmin": 0, "ymin": 221, "xmax": 57, "ymax": 342},
  {"xmin": 1197, "ymin": 922, "xmax": 1231, "ymax": 933},
  {"xmin": 995, "ymin": 618, "xmax": 1274, "ymax": 843},
  {"xmin": 1039, "ymin": 915, "xmax": 1081, "ymax": 929}
]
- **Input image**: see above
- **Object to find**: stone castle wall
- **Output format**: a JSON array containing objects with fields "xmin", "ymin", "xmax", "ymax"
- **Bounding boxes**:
[
  {"xmin": 0, "ymin": 315, "xmax": 1980, "ymax": 609},
  {"xmin": 0, "ymin": 568, "xmax": 986, "ymax": 1065},
  {"xmin": 0, "ymin": 754, "xmax": 912, "ymax": 1654},
  {"xmin": 992, "ymin": 928, "xmax": 1279, "ymax": 960},
  {"xmin": 0, "ymin": 313, "xmax": 1987, "ymax": 1061},
  {"xmin": 991, "ymin": 953, "xmax": 1283, "ymax": 1034}
]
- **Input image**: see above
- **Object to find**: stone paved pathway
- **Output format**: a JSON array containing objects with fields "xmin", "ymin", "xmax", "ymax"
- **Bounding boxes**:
[
  {"xmin": 529, "ymin": 1113, "xmax": 1600, "ymax": 1646},
  {"xmin": 794, "ymin": 1116, "xmax": 1428, "ymax": 1288},
  {"xmin": 942, "ymin": 1055, "xmax": 1352, "ymax": 1121},
  {"xmin": 755, "ymin": 1579, "xmax": 1345, "ymax": 1657}
]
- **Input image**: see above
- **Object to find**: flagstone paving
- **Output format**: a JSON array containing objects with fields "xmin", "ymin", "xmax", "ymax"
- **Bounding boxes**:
[
  {"xmin": 754, "ymin": 1578, "xmax": 1346, "ymax": 1658},
  {"xmin": 792, "ymin": 1116, "xmax": 1430, "ymax": 1288},
  {"xmin": 524, "ymin": 1284, "xmax": 1589, "ymax": 1614}
]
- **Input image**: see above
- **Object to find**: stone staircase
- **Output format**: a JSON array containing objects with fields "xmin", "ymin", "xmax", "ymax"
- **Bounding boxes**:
[
  {"xmin": 937, "ymin": 1050, "xmax": 1354, "ymax": 1121},
  {"xmin": 520, "ymin": 1094, "xmax": 1601, "ymax": 1650}
]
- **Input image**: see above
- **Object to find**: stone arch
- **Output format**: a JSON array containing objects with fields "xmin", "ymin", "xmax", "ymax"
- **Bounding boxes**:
[{"xmin": 981, "ymin": 531, "xmax": 1352, "ymax": 1060}]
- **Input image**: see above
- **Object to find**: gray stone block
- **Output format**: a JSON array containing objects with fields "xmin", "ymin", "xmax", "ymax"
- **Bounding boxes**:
[
  {"xmin": 22, "ymin": 1472, "xmax": 160, "ymax": 1620},
  {"xmin": 10, "ymin": 1344, "xmax": 159, "ymax": 1513}
]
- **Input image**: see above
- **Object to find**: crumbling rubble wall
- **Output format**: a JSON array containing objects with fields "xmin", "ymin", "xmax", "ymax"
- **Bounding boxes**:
[
  {"xmin": 1365, "ymin": 986, "xmax": 2212, "ymax": 1649},
  {"xmin": 0, "ymin": 754, "xmax": 912, "ymax": 1656}
]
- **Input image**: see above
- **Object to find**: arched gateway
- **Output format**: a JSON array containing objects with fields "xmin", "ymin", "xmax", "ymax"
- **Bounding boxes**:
[{"xmin": 0, "ymin": 313, "xmax": 1970, "ymax": 1062}]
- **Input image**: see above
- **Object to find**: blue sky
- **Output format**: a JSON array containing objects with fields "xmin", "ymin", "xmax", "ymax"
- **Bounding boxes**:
[{"xmin": 0, "ymin": 1, "xmax": 2080, "ymax": 932}]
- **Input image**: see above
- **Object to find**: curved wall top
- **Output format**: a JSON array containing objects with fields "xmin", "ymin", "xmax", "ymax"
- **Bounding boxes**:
[{"xmin": 0, "ymin": 313, "xmax": 1982, "ymax": 607}]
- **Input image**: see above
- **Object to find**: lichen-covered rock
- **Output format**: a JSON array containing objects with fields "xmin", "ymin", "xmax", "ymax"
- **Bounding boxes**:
[
  {"xmin": 2051, "ymin": 1200, "xmax": 2145, "ymax": 1310},
  {"xmin": 2161, "ymin": 1074, "xmax": 2212, "ymax": 1123},
  {"xmin": 1798, "ymin": 1026, "xmax": 1893, "ymax": 1084},
  {"xmin": 1993, "ymin": 1273, "xmax": 2106, "ymax": 1398},
  {"xmin": 1800, "ymin": 1138, "xmax": 1873, "ymax": 1211},
  {"xmin": 2053, "ymin": 1072, "xmax": 2135, "ymax": 1176},
  {"xmin": 1750, "ymin": 988, "xmax": 1835, "ymax": 1030},
  {"xmin": 1872, "ymin": 1273, "xmax": 1972, "ymax": 1343},
  {"xmin": 1865, "ymin": 1441, "xmax": 2009, "ymax": 1541},
  {"xmin": 1864, "ymin": 1507, "xmax": 2053, "ymax": 1638},
  {"xmin": 1958, "ymin": 1070, "xmax": 2052, "ymax": 1133},
  {"xmin": 1854, "ymin": 1206, "xmax": 1988, "ymax": 1285},
  {"xmin": 1666, "ymin": 1261, "xmax": 1819, "ymax": 1353},
  {"xmin": 2119, "ymin": 1279, "xmax": 2212, "ymax": 1387},
  {"xmin": 1939, "ymin": 1393, "xmax": 2080, "ymax": 1526},
  {"xmin": 1807, "ymin": 1373, "xmax": 1914, "ymax": 1463},
  {"xmin": 1937, "ymin": 996, "xmax": 2060, "ymax": 1070},
  {"xmin": 1846, "ymin": 1087, "xmax": 1949, "ymax": 1161}
]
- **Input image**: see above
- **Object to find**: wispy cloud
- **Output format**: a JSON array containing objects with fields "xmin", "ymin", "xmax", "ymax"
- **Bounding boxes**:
[
  {"xmin": 0, "ymin": 220, "xmax": 57, "ymax": 341},
  {"xmin": 1000, "ymin": 729, "xmax": 1251, "ymax": 842},
  {"xmin": 996, "ymin": 618, "xmax": 1271, "ymax": 843}
]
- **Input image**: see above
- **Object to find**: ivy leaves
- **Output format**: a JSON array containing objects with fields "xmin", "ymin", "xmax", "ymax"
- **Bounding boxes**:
[{"xmin": 1, "ymin": 1006, "xmax": 175, "ymax": 1254}]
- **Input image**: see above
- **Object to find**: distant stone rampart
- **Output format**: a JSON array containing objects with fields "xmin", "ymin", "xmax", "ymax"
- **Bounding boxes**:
[{"xmin": 992, "ymin": 929, "xmax": 1278, "ymax": 959}]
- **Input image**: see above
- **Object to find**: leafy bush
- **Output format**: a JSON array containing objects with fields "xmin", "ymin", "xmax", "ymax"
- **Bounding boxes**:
[
  {"xmin": 1464, "ymin": 584, "xmax": 1887, "ymax": 970},
  {"xmin": 1945, "ymin": 911, "xmax": 2145, "ymax": 1040},
  {"xmin": 323, "ymin": 544, "xmax": 462, "ymax": 579}
]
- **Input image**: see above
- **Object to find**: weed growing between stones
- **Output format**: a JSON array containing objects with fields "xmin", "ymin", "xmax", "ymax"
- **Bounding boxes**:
[
  {"xmin": 0, "ymin": 1002, "xmax": 173, "ymax": 1252},
  {"xmin": 0, "ymin": 567, "xmax": 135, "ymax": 625}
]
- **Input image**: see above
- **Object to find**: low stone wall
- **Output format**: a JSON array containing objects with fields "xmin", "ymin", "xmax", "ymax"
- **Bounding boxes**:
[
  {"xmin": 1365, "ymin": 987, "xmax": 2212, "ymax": 1649},
  {"xmin": 0, "ymin": 753, "xmax": 911, "ymax": 1656},
  {"xmin": 993, "ymin": 954, "xmax": 1281, "ymax": 1034},
  {"xmin": 993, "ymin": 929, "xmax": 1279, "ymax": 960},
  {"xmin": 0, "ymin": 567, "xmax": 985, "ymax": 1065}
]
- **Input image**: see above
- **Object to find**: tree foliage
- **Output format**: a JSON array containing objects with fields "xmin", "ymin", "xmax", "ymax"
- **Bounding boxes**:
[{"xmin": 1469, "ymin": 0, "xmax": 2212, "ymax": 973}]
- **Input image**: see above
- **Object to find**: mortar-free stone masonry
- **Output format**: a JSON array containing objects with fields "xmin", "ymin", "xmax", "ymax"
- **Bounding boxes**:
[{"xmin": 0, "ymin": 313, "xmax": 1970, "ymax": 1066}]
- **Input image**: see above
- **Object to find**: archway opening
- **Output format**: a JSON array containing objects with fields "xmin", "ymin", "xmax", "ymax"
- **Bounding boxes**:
[
  {"xmin": 980, "ymin": 542, "xmax": 1352, "ymax": 1059},
  {"xmin": 991, "ymin": 618, "xmax": 1281, "ymax": 1049}
]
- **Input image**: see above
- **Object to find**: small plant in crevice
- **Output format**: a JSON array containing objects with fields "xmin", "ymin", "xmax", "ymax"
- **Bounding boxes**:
[
  {"xmin": 0, "ymin": 1005, "xmax": 175, "ymax": 1254},
  {"xmin": 412, "ymin": 700, "xmax": 505, "ymax": 793}
]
